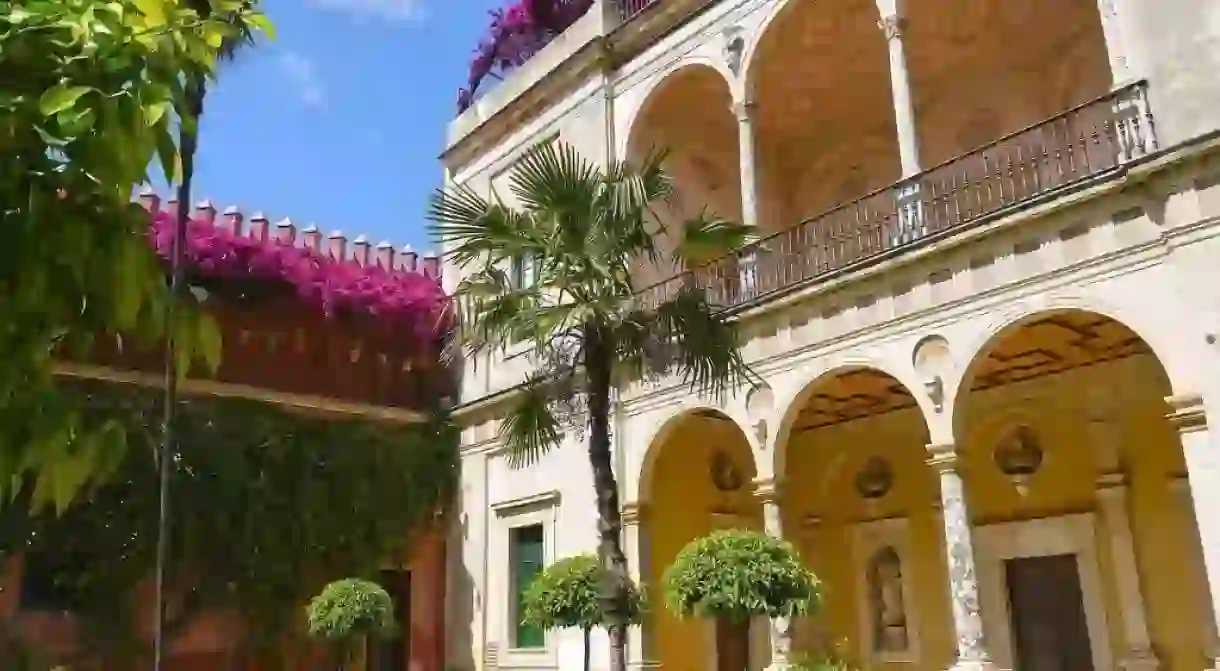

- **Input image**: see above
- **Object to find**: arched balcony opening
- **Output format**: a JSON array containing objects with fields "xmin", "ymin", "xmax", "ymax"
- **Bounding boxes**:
[
  {"xmin": 625, "ymin": 65, "xmax": 740, "ymax": 291},
  {"xmin": 905, "ymin": 0, "xmax": 1113, "ymax": 168},
  {"xmin": 747, "ymin": 0, "xmax": 901, "ymax": 230}
]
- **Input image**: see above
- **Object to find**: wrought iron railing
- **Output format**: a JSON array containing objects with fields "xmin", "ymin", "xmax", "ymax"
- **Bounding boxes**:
[
  {"xmin": 635, "ymin": 81, "xmax": 1157, "ymax": 313},
  {"xmin": 616, "ymin": 0, "xmax": 660, "ymax": 22}
]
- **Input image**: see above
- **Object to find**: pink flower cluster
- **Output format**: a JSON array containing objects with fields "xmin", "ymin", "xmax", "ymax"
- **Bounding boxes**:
[
  {"xmin": 458, "ymin": 0, "xmax": 593, "ymax": 112},
  {"xmin": 149, "ymin": 212, "xmax": 451, "ymax": 347}
]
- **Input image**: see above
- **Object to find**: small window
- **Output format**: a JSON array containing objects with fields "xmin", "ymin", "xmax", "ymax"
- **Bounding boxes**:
[
  {"xmin": 510, "ymin": 524, "xmax": 546, "ymax": 648},
  {"xmin": 511, "ymin": 254, "xmax": 537, "ymax": 290}
]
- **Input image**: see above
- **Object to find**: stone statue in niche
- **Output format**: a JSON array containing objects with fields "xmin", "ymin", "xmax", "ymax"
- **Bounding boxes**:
[{"xmin": 867, "ymin": 546, "xmax": 909, "ymax": 653}]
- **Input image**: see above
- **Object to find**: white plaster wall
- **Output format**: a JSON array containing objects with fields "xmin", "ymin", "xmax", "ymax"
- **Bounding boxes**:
[{"xmin": 453, "ymin": 424, "xmax": 610, "ymax": 670}]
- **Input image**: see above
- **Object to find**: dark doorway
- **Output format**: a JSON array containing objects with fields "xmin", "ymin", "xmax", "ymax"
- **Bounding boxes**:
[
  {"xmin": 1005, "ymin": 554, "xmax": 1093, "ymax": 671},
  {"xmin": 715, "ymin": 618, "xmax": 750, "ymax": 671},
  {"xmin": 367, "ymin": 569, "xmax": 411, "ymax": 671}
]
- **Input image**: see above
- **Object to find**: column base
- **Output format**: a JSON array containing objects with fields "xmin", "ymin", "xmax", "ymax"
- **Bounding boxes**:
[
  {"xmin": 1116, "ymin": 648, "xmax": 1162, "ymax": 671},
  {"xmin": 948, "ymin": 658, "xmax": 1001, "ymax": 671}
]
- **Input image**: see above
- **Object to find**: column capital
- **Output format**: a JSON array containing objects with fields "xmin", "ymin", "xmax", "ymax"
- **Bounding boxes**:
[
  {"xmin": 621, "ymin": 501, "xmax": 648, "ymax": 526},
  {"xmin": 1095, "ymin": 471, "xmax": 1130, "ymax": 498},
  {"xmin": 751, "ymin": 476, "xmax": 783, "ymax": 504},
  {"xmin": 731, "ymin": 100, "xmax": 757, "ymax": 123},
  {"xmin": 1166, "ymin": 393, "xmax": 1207, "ymax": 434},
  {"xmin": 877, "ymin": 13, "xmax": 907, "ymax": 41},
  {"xmin": 926, "ymin": 442, "xmax": 959, "ymax": 474}
]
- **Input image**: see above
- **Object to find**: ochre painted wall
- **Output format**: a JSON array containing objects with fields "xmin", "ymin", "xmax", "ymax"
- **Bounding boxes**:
[
  {"xmin": 644, "ymin": 415, "xmax": 762, "ymax": 671},
  {"xmin": 643, "ymin": 353, "xmax": 1211, "ymax": 671}
]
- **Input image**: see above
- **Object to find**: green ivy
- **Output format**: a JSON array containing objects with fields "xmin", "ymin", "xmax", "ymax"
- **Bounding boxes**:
[
  {"xmin": 662, "ymin": 529, "xmax": 821, "ymax": 622},
  {"xmin": 0, "ymin": 377, "xmax": 457, "ymax": 667}
]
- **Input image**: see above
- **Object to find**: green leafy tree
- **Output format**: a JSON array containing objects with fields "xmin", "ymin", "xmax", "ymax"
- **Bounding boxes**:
[
  {"xmin": 521, "ymin": 554, "xmax": 646, "ymax": 671},
  {"xmin": 428, "ymin": 141, "xmax": 757, "ymax": 671},
  {"xmin": 0, "ymin": 379, "xmax": 456, "ymax": 669},
  {"xmin": 307, "ymin": 578, "xmax": 397, "ymax": 670},
  {"xmin": 0, "ymin": 0, "xmax": 272, "ymax": 511},
  {"xmin": 663, "ymin": 528, "xmax": 820, "ymax": 627}
]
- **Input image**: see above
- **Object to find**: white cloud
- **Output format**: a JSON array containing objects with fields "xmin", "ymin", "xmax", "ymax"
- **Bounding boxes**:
[
  {"xmin": 306, "ymin": 0, "xmax": 423, "ymax": 22},
  {"xmin": 277, "ymin": 51, "xmax": 329, "ymax": 111}
]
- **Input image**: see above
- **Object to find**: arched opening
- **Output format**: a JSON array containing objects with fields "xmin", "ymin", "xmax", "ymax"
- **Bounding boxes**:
[
  {"xmin": 905, "ymin": 0, "xmax": 1113, "ymax": 167},
  {"xmin": 954, "ymin": 310, "xmax": 1212, "ymax": 670},
  {"xmin": 777, "ymin": 368, "xmax": 951, "ymax": 668},
  {"xmin": 747, "ymin": 0, "xmax": 901, "ymax": 230},
  {"xmin": 640, "ymin": 409, "xmax": 761, "ymax": 670},
  {"xmin": 626, "ymin": 65, "xmax": 740, "ymax": 290}
]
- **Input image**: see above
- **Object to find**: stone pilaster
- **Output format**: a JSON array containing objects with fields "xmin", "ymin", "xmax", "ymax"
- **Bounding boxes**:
[
  {"xmin": 1166, "ymin": 394, "xmax": 1220, "ymax": 670},
  {"xmin": 621, "ymin": 502, "xmax": 659, "ymax": 670},
  {"xmin": 875, "ymin": 0, "xmax": 921, "ymax": 178},
  {"xmin": 753, "ymin": 477, "xmax": 793, "ymax": 671},
  {"xmin": 1096, "ymin": 473, "xmax": 1161, "ymax": 671},
  {"xmin": 927, "ymin": 443, "xmax": 996, "ymax": 671}
]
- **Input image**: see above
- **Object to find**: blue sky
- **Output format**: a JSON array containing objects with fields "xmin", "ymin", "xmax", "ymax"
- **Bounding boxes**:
[{"xmin": 178, "ymin": 0, "xmax": 500, "ymax": 254}]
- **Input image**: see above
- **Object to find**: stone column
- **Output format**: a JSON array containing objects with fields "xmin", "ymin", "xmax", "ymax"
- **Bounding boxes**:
[
  {"xmin": 733, "ymin": 101, "xmax": 761, "ymax": 231},
  {"xmin": 927, "ymin": 443, "xmax": 996, "ymax": 671},
  {"xmin": 622, "ymin": 502, "xmax": 659, "ymax": 670},
  {"xmin": 1095, "ymin": 473, "xmax": 1161, "ymax": 671},
  {"xmin": 875, "ymin": 0, "xmax": 920, "ymax": 178},
  {"xmin": 1166, "ymin": 394, "xmax": 1220, "ymax": 669},
  {"xmin": 754, "ymin": 477, "xmax": 793, "ymax": 671},
  {"xmin": 733, "ymin": 101, "xmax": 761, "ymax": 301}
]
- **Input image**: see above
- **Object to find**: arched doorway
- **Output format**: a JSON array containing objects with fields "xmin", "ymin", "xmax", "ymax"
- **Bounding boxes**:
[
  {"xmin": 777, "ymin": 368, "xmax": 952, "ymax": 669},
  {"xmin": 746, "ymin": 0, "xmax": 901, "ymax": 229},
  {"xmin": 954, "ymin": 310, "xmax": 1212, "ymax": 671},
  {"xmin": 641, "ymin": 409, "xmax": 762, "ymax": 670},
  {"xmin": 625, "ymin": 65, "xmax": 740, "ymax": 291}
]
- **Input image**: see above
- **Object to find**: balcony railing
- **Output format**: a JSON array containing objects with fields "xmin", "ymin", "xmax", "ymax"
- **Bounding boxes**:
[
  {"xmin": 637, "ymin": 81, "xmax": 1157, "ymax": 314},
  {"xmin": 616, "ymin": 0, "xmax": 660, "ymax": 22}
]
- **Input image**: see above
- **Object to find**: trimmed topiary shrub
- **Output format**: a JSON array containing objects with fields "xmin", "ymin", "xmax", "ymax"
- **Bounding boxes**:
[
  {"xmin": 521, "ymin": 554, "xmax": 646, "ymax": 671},
  {"xmin": 662, "ymin": 529, "xmax": 820, "ymax": 622},
  {"xmin": 306, "ymin": 578, "xmax": 397, "ymax": 669}
]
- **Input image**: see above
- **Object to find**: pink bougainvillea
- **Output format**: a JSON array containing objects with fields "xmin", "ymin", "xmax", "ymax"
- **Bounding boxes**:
[
  {"xmin": 149, "ymin": 212, "xmax": 451, "ymax": 348},
  {"xmin": 458, "ymin": 0, "xmax": 594, "ymax": 112}
]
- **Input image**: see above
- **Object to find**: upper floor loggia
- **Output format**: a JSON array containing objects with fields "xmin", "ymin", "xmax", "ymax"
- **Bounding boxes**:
[{"xmin": 442, "ymin": 0, "xmax": 1220, "ymax": 401}]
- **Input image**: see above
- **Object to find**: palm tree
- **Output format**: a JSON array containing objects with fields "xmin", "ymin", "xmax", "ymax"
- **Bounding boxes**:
[
  {"xmin": 156, "ymin": 3, "xmax": 261, "ymax": 670},
  {"xmin": 428, "ymin": 141, "xmax": 758, "ymax": 671}
]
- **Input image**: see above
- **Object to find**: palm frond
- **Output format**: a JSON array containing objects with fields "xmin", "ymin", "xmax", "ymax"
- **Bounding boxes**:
[
  {"xmin": 453, "ymin": 266, "xmax": 543, "ymax": 359},
  {"xmin": 427, "ymin": 184, "xmax": 543, "ymax": 270},
  {"xmin": 670, "ymin": 212, "xmax": 757, "ymax": 269},
  {"xmin": 500, "ymin": 376, "xmax": 564, "ymax": 469},
  {"xmin": 510, "ymin": 143, "xmax": 600, "ymax": 244},
  {"xmin": 652, "ymin": 286, "xmax": 758, "ymax": 399}
]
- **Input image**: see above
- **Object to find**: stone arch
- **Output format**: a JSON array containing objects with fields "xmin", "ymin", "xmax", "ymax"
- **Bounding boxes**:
[
  {"xmin": 621, "ymin": 61, "xmax": 742, "ymax": 289},
  {"xmin": 736, "ymin": 0, "xmax": 899, "ymax": 234},
  {"xmin": 637, "ymin": 404, "xmax": 763, "ymax": 669},
  {"xmin": 638, "ymin": 404, "xmax": 758, "ymax": 504},
  {"xmin": 946, "ymin": 304, "xmax": 1212, "ymax": 669},
  {"xmin": 947, "ymin": 295, "xmax": 1190, "ymax": 424},
  {"xmin": 773, "ymin": 359, "xmax": 934, "ymax": 478},
  {"xmin": 620, "ymin": 60, "xmax": 737, "ymax": 164}
]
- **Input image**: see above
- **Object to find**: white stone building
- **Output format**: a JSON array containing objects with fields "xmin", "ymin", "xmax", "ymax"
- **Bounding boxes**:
[{"xmin": 440, "ymin": 0, "xmax": 1220, "ymax": 669}]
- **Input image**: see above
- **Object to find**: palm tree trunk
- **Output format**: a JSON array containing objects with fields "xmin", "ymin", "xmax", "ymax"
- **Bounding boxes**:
[
  {"xmin": 583, "ymin": 626, "xmax": 591, "ymax": 671},
  {"xmin": 584, "ymin": 322, "xmax": 631, "ymax": 671}
]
